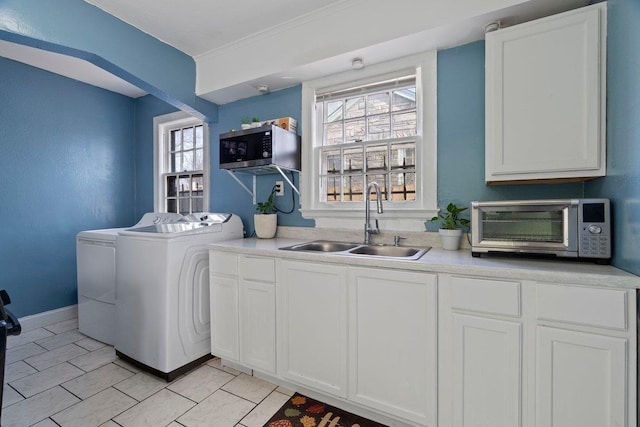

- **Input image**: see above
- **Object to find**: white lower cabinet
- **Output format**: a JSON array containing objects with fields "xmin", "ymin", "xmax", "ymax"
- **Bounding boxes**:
[
  {"xmin": 348, "ymin": 267, "xmax": 437, "ymax": 426},
  {"xmin": 278, "ymin": 259, "xmax": 348, "ymax": 397},
  {"xmin": 239, "ymin": 279, "xmax": 275, "ymax": 373},
  {"xmin": 210, "ymin": 275, "xmax": 239, "ymax": 361},
  {"xmin": 536, "ymin": 326, "xmax": 627, "ymax": 427}
]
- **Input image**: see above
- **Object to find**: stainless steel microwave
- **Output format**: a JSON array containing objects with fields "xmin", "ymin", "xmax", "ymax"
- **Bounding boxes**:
[
  {"xmin": 219, "ymin": 125, "xmax": 301, "ymax": 171},
  {"xmin": 471, "ymin": 199, "xmax": 611, "ymax": 263}
]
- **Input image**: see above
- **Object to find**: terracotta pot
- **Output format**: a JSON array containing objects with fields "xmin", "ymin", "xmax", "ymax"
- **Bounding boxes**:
[{"xmin": 254, "ymin": 213, "xmax": 277, "ymax": 238}]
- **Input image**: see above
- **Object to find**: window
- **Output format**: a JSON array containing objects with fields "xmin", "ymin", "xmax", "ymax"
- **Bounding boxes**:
[
  {"xmin": 301, "ymin": 51, "xmax": 437, "ymax": 230},
  {"xmin": 154, "ymin": 112, "xmax": 209, "ymax": 214}
]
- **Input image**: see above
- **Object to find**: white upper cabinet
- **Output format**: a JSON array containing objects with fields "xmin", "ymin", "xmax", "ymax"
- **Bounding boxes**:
[{"xmin": 485, "ymin": 3, "xmax": 606, "ymax": 183}]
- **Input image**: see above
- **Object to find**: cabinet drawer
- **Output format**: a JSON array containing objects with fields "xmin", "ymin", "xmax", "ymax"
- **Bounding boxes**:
[
  {"xmin": 210, "ymin": 251, "xmax": 238, "ymax": 276},
  {"xmin": 240, "ymin": 256, "xmax": 275, "ymax": 283},
  {"xmin": 451, "ymin": 276, "xmax": 521, "ymax": 317},
  {"xmin": 536, "ymin": 283, "xmax": 627, "ymax": 330}
]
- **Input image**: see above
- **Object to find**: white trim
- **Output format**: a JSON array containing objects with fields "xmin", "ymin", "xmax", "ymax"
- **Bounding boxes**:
[
  {"xmin": 301, "ymin": 50, "xmax": 438, "ymax": 231},
  {"xmin": 153, "ymin": 112, "xmax": 210, "ymax": 213},
  {"xmin": 19, "ymin": 305, "xmax": 78, "ymax": 332}
]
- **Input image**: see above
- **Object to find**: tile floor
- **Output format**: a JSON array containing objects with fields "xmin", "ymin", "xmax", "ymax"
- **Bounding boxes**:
[{"xmin": 2, "ymin": 317, "xmax": 291, "ymax": 427}]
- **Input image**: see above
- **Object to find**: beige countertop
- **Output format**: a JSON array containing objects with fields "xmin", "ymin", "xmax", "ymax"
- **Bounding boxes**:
[{"xmin": 210, "ymin": 236, "xmax": 640, "ymax": 290}]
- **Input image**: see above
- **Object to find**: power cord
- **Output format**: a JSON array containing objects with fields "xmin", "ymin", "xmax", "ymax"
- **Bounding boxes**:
[{"xmin": 272, "ymin": 171, "xmax": 296, "ymax": 214}]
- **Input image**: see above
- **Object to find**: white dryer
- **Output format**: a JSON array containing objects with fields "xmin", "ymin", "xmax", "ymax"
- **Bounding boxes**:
[
  {"xmin": 76, "ymin": 213, "xmax": 184, "ymax": 344},
  {"xmin": 114, "ymin": 213, "xmax": 243, "ymax": 381}
]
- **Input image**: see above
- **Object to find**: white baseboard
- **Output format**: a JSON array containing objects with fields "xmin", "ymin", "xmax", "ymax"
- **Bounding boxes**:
[{"xmin": 19, "ymin": 305, "xmax": 78, "ymax": 332}]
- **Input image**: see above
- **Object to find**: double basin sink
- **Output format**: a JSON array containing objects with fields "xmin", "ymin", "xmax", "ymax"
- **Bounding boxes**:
[{"xmin": 279, "ymin": 240, "xmax": 430, "ymax": 261}]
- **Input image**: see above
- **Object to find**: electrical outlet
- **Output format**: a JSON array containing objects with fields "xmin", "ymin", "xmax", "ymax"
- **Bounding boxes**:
[{"xmin": 275, "ymin": 181, "xmax": 284, "ymax": 196}]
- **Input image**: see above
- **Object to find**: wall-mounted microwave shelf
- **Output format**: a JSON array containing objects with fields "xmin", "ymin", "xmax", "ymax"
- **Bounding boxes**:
[{"xmin": 224, "ymin": 165, "xmax": 300, "ymax": 205}]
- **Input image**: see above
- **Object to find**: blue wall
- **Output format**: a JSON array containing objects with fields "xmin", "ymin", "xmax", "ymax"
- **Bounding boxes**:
[
  {"xmin": 586, "ymin": 0, "xmax": 640, "ymax": 274},
  {"xmin": 0, "ymin": 57, "xmax": 137, "ymax": 317}
]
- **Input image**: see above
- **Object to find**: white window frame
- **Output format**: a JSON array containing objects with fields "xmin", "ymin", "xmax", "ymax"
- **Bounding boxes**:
[
  {"xmin": 153, "ymin": 111, "xmax": 210, "ymax": 213},
  {"xmin": 300, "ymin": 51, "xmax": 438, "ymax": 231}
]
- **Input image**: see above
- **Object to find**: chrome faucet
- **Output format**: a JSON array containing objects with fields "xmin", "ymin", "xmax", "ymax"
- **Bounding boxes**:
[{"xmin": 364, "ymin": 181, "xmax": 384, "ymax": 244}]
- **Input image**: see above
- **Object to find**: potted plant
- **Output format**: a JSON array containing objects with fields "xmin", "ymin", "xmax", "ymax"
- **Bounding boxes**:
[
  {"xmin": 254, "ymin": 193, "xmax": 277, "ymax": 238},
  {"xmin": 430, "ymin": 202, "xmax": 470, "ymax": 250},
  {"xmin": 251, "ymin": 116, "xmax": 262, "ymax": 128},
  {"xmin": 241, "ymin": 117, "xmax": 251, "ymax": 130}
]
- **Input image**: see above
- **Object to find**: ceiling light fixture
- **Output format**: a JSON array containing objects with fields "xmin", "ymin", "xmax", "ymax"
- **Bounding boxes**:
[
  {"xmin": 485, "ymin": 21, "xmax": 501, "ymax": 33},
  {"xmin": 351, "ymin": 58, "xmax": 364, "ymax": 70}
]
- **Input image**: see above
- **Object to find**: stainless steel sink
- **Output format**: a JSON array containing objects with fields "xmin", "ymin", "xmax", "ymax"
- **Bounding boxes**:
[
  {"xmin": 280, "ymin": 240, "xmax": 359, "ymax": 253},
  {"xmin": 348, "ymin": 245, "xmax": 428, "ymax": 259},
  {"xmin": 279, "ymin": 240, "xmax": 430, "ymax": 260}
]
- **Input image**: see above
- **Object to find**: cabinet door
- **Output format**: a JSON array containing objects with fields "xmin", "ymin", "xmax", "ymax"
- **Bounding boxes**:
[
  {"xmin": 485, "ymin": 4, "xmax": 605, "ymax": 182},
  {"xmin": 536, "ymin": 326, "xmax": 627, "ymax": 427},
  {"xmin": 348, "ymin": 268, "xmax": 437, "ymax": 426},
  {"xmin": 278, "ymin": 260, "xmax": 348, "ymax": 397},
  {"xmin": 240, "ymin": 280, "xmax": 276, "ymax": 373},
  {"xmin": 210, "ymin": 275, "xmax": 239, "ymax": 361},
  {"xmin": 452, "ymin": 314, "xmax": 522, "ymax": 427}
]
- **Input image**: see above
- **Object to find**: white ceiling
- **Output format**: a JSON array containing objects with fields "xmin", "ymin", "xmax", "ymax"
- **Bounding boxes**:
[{"xmin": 0, "ymin": 0, "xmax": 590, "ymax": 103}]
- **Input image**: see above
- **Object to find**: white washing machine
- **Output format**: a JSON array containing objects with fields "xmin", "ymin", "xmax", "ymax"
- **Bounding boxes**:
[
  {"xmin": 114, "ymin": 213, "xmax": 243, "ymax": 381},
  {"xmin": 76, "ymin": 213, "xmax": 184, "ymax": 344}
]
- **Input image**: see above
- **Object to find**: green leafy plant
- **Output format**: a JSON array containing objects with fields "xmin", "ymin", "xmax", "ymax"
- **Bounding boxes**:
[
  {"xmin": 251, "ymin": 116, "xmax": 260, "ymax": 123},
  {"xmin": 256, "ymin": 193, "xmax": 276, "ymax": 214},
  {"xmin": 430, "ymin": 202, "xmax": 470, "ymax": 230},
  {"xmin": 241, "ymin": 116, "xmax": 250, "ymax": 125}
]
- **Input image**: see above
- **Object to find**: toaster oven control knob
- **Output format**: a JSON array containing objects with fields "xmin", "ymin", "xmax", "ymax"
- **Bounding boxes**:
[
  {"xmin": 263, "ymin": 151, "xmax": 269, "ymax": 158},
  {"xmin": 588, "ymin": 225, "xmax": 602, "ymax": 234}
]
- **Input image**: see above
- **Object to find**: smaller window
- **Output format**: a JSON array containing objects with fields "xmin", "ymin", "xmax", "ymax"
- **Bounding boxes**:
[{"xmin": 154, "ymin": 113, "xmax": 209, "ymax": 214}]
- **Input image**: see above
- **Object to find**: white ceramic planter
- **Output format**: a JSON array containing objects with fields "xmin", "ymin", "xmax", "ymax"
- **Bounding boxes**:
[
  {"xmin": 439, "ymin": 228, "xmax": 463, "ymax": 250},
  {"xmin": 250, "ymin": 121, "xmax": 262, "ymax": 128},
  {"xmin": 241, "ymin": 124, "xmax": 251, "ymax": 130},
  {"xmin": 254, "ymin": 213, "xmax": 277, "ymax": 239}
]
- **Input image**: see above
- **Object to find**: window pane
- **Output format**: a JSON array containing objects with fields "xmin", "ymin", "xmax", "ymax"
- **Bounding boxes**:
[
  {"xmin": 345, "ymin": 97, "xmax": 365, "ymax": 119},
  {"xmin": 343, "ymin": 174, "xmax": 364, "ymax": 201},
  {"xmin": 392, "ymin": 111, "xmax": 417, "ymax": 138},
  {"xmin": 167, "ymin": 198, "xmax": 177, "ymax": 213},
  {"xmin": 344, "ymin": 148, "xmax": 363, "ymax": 173},
  {"xmin": 367, "ymin": 92, "xmax": 390, "ymax": 115},
  {"xmin": 192, "ymin": 175, "xmax": 204, "ymax": 196},
  {"xmin": 171, "ymin": 130, "xmax": 182, "ymax": 151},
  {"xmin": 367, "ymin": 115, "xmax": 390, "ymax": 141},
  {"xmin": 194, "ymin": 148, "xmax": 203, "ymax": 170},
  {"xmin": 392, "ymin": 88, "xmax": 416, "ymax": 112},
  {"xmin": 324, "ymin": 123, "xmax": 343, "ymax": 145},
  {"xmin": 182, "ymin": 150, "xmax": 194, "ymax": 171},
  {"xmin": 166, "ymin": 176, "xmax": 177, "ymax": 197},
  {"xmin": 321, "ymin": 175, "xmax": 341, "ymax": 201},
  {"xmin": 366, "ymin": 175, "xmax": 387, "ymax": 201},
  {"xmin": 390, "ymin": 171, "xmax": 416, "ymax": 201},
  {"xmin": 179, "ymin": 198, "xmax": 190, "ymax": 215},
  {"xmin": 183, "ymin": 127, "xmax": 194, "ymax": 150},
  {"xmin": 171, "ymin": 152, "xmax": 182, "ymax": 173},
  {"xmin": 326, "ymin": 101, "xmax": 343, "ymax": 122},
  {"xmin": 179, "ymin": 176, "xmax": 190, "ymax": 196},
  {"xmin": 322, "ymin": 149, "xmax": 341, "ymax": 174},
  {"xmin": 192, "ymin": 197, "xmax": 203, "ymax": 212},
  {"xmin": 391, "ymin": 142, "xmax": 416, "ymax": 169},
  {"xmin": 345, "ymin": 119, "xmax": 365, "ymax": 142},
  {"xmin": 195, "ymin": 125, "xmax": 203, "ymax": 148},
  {"xmin": 366, "ymin": 145, "xmax": 387, "ymax": 171}
]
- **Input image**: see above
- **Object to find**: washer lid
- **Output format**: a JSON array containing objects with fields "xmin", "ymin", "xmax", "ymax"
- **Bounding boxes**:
[{"xmin": 122, "ymin": 213, "xmax": 233, "ymax": 234}]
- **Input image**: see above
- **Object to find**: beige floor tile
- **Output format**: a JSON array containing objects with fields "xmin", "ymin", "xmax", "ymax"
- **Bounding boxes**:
[
  {"xmin": 98, "ymin": 421, "xmax": 120, "ymax": 427},
  {"xmin": 7, "ymin": 327, "xmax": 54, "ymax": 349},
  {"xmin": 2, "ymin": 384, "xmax": 24, "ymax": 408},
  {"xmin": 167, "ymin": 365, "xmax": 235, "ymax": 402},
  {"xmin": 221, "ymin": 373, "xmax": 277, "ymax": 404},
  {"xmin": 62, "ymin": 363, "xmax": 135, "ymax": 399},
  {"xmin": 275, "ymin": 385, "xmax": 295, "ymax": 396},
  {"xmin": 1, "ymin": 386, "xmax": 80, "ymax": 427},
  {"xmin": 113, "ymin": 358, "xmax": 142, "ymax": 374},
  {"xmin": 6, "ymin": 342, "xmax": 47, "ymax": 365},
  {"xmin": 69, "ymin": 345, "xmax": 117, "ymax": 372},
  {"xmin": 44, "ymin": 318, "xmax": 79, "ymax": 334},
  {"xmin": 207, "ymin": 358, "xmax": 242, "ymax": 376},
  {"xmin": 25, "ymin": 343, "xmax": 88, "ymax": 371},
  {"xmin": 240, "ymin": 390, "xmax": 290, "ymax": 427},
  {"xmin": 52, "ymin": 387, "xmax": 137, "ymax": 427},
  {"xmin": 31, "ymin": 418, "xmax": 59, "ymax": 426},
  {"xmin": 177, "ymin": 389, "xmax": 255, "ymax": 427},
  {"xmin": 75, "ymin": 337, "xmax": 107, "ymax": 351},
  {"xmin": 36, "ymin": 329, "xmax": 86, "ymax": 350},
  {"xmin": 113, "ymin": 389, "xmax": 195, "ymax": 427},
  {"xmin": 114, "ymin": 371, "xmax": 168, "ymax": 401},
  {"xmin": 4, "ymin": 360, "xmax": 37, "ymax": 383},
  {"xmin": 10, "ymin": 362, "xmax": 84, "ymax": 397}
]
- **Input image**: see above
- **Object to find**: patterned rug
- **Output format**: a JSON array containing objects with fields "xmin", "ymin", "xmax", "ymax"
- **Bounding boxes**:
[{"xmin": 264, "ymin": 393, "xmax": 388, "ymax": 427}]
